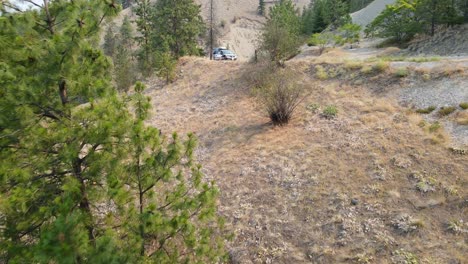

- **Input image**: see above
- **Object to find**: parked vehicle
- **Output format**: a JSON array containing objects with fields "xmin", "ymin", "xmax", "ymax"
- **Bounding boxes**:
[
  {"xmin": 212, "ymin": 47, "xmax": 237, "ymax": 61},
  {"xmin": 219, "ymin": 49, "xmax": 237, "ymax": 60}
]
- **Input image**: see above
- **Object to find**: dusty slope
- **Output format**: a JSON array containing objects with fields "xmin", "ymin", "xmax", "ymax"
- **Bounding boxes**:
[
  {"xmin": 144, "ymin": 57, "xmax": 467, "ymax": 263},
  {"xmin": 196, "ymin": 0, "xmax": 310, "ymax": 60},
  {"xmin": 351, "ymin": 0, "xmax": 397, "ymax": 27},
  {"xmin": 404, "ymin": 24, "xmax": 468, "ymax": 56}
]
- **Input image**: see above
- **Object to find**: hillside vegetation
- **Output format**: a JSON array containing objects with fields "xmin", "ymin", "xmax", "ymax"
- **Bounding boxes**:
[
  {"xmin": 145, "ymin": 56, "xmax": 467, "ymax": 263},
  {"xmin": 1, "ymin": 0, "xmax": 467, "ymax": 263}
]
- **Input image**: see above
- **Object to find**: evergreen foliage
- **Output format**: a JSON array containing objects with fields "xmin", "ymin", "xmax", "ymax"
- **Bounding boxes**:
[
  {"xmin": 0, "ymin": 1, "xmax": 226, "ymax": 262},
  {"xmin": 301, "ymin": 0, "xmax": 350, "ymax": 34},
  {"xmin": 152, "ymin": 0, "xmax": 205, "ymax": 58},
  {"xmin": 260, "ymin": 0, "xmax": 302, "ymax": 65},
  {"xmin": 114, "ymin": 16, "xmax": 136, "ymax": 92},
  {"xmin": 339, "ymin": 23, "xmax": 362, "ymax": 48},
  {"xmin": 134, "ymin": 0, "xmax": 155, "ymax": 76},
  {"xmin": 133, "ymin": 0, "xmax": 203, "ymax": 77},
  {"xmin": 154, "ymin": 51, "xmax": 177, "ymax": 84},
  {"xmin": 366, "ymin": 0, "xmax": 467, "ymax": 42},
  {"xmin": 258, "ymin": 0, "xmax": 266, "ymax": 16},
  {"xmin": 104, "ymin": 23, "xmax": 118, "ymax": 57}
]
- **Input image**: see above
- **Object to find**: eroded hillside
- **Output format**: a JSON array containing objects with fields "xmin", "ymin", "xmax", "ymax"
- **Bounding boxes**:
[{"xmin": 143, "ymin": 56, "xmax": 467, "ymax": 263}]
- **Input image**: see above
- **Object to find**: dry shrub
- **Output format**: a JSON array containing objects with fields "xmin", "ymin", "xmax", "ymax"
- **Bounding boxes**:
[
  {"xmin": 438, "ymin": 106, "xmax": 456, "ymax": 116},
  {"xmin": 453, "ymin": 111, "xmax": 468, "ymax": 125},
  {"xmin": 252, "ymin": 65, "xmax": 305, "ymax": 125}
]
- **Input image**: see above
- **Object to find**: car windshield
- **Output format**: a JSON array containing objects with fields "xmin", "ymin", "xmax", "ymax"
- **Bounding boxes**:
[{"xmin": 223, "ymin": 50, "xmax": 234, "ymax": 55}]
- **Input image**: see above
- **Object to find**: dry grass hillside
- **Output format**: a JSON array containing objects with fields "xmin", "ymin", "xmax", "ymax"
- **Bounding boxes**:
[{"xmin": 143, "ymin": 56, "xmax": 467, "ymax": 263}]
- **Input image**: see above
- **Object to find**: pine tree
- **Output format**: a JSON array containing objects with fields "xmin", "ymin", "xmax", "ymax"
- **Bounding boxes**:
[
  {"xmin": 155, "ymin": 51, "xmax": 177, "ymax": 84},
  {"xmin": 260, "ymin": 0, "xmax": 301, "ymax": 65},
  {"xmin": 114, "ymin": 16, "xmax": 136, "ymax": 91},
  {"xmin": 152, "ymin": 0, "xmax": 205, "ymax": 58},
  {"xmin": 258, "ymin": 0, "xmax": 266, "ymax": 16},
  {"xmin": 134, "ymin": 0, "xmax": 155, "ymax": 76},
  {"xmin": 104, "ymin": 23, "xmax": 117, "ymax": 57},
  {"xmin": 0, "ymin": 1, "xmax": 226, "ymax": 262}
]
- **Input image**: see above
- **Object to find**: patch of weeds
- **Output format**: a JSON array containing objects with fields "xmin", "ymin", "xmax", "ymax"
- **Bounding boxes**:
[
  {"xmin": 447, "ymin": 219, "xmax": 467, "ymax": 235},
  {"xmin": 415, "ymin": 106, "xmax": 436, "ymax": 114},
  {"xmin": 328, "ymin": 67, "xmax": 339, "ymax": 78},
  {"xmin": 353, "ymin": 253, "xmax": 373, "ymax": 263},
  {"xmin": 417, "ymin": 120, "xmax": 426, "ymax": 128},
  {"xmin": 438, "ymin": 106, "xmax": 456, "ymax": 116},
  {"xmin": 371, "ymin": 56, "xmax": 440, "ymax": 62},
  {"xmin": 422, "ymin": 73, "xmax": 431, "ymax": 81},
  {"xmin": 394, "ymin": 67, "xmax": 409, "ymax": 78},
  {"xmin": 448, "ymin": 147, "xmax": 467, "ymax": 155},
  {"xmin": 415, "ymin": 177, "xmax": 436, "ymax": 193},
  {"xmin": 315, "ymin": 65, "xmax": 328, "ymax": 80},
  {"xmin": 428, "ymin": 122, "xmax": 441, "ymax": 132},
  {"xmin": 372, "ymin": 60, "xmax": 389, "ymax": 73},
  {"xmin": 360, "ymin": 65, "xmax": 373, "ymax": 74},
  {"xmin": 392, "ymin": 214, "xmax": 424, "ymax": 233},
  {"xmin": 459, "ymin": 102, "xmax": 468, "ymax": 110},
  {"xmin": 442, "ymin": 184, "xmax": 459, "ymax": 197},
  {"xmin": 406, "ymin": 56, "xmax": 440, "ymax": 62},
  {"xmin": 322, "ymin": 105, "xmax": 338, "ymax": 119},
  {"xmin": 306, "ymin": 103, "xmax": 320, "ymax": 113},
  {"xmin": 391, "ymin": 249, "xmax": 419, "ymax": 264},
  {"xmin": 344, "ymin": 60, "xmax": 362, "ymax": 70}
]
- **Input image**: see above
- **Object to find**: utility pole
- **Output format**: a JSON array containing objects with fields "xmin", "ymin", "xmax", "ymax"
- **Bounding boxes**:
[{"xmin": 209, "ymin": 0, "xmax": 214, "ymax": 60}]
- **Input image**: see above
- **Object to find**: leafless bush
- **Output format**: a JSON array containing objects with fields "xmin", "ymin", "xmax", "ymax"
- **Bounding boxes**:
[{"xmin": 253, "ymin": 66, "xmax": 305, "ymax": 125}]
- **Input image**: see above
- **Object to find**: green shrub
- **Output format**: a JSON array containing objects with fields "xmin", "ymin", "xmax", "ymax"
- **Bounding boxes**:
[
  {"xmin": 306, "ymin": 103, "xmax": 320, "ymax": 113},
  {"xmin": 415, "ymin": 106, "xmax": 436, "ymax": 114},
  {"xmin": 429, "ymin": 122, "xmax": 441, "ymax": 132},
  {"xmin": 360, "ymin": 65, "xmax": 373, "ymax": 74},
  {"xmin": 372, "ymin": 60, "xmax": 389, "ymax": 73},
  {"xmin": 438, "ymin": 106, "xmax": 456, "ymax": 116},
  {"xmin": 344, "ymin": 60, "xmax": 362, "ymax": 70},
  {"xmin": 459, "ymin": 102, "xmax": 468, "ymax": 110},
  {"xmin": 394, "ymin": 67, "xmax": 409, "ymax": 77},
  {"xmin": 322, "ymin": 105, "xmax": 338, "ymax": 119},
  {"xmin": 220, "ymin": 20, "xmax": 226, "ymax": 28},
  {"xmin": 315, "ymin": 65, "xmax": 328, "ymax": 80}
]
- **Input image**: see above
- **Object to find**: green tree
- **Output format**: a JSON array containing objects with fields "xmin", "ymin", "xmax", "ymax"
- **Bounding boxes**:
[
  {"xmin": 339, "ymin": 23, "xmax": 362, "ymax": 48},
  {"xmin": 260, "ymin": 0, "xmax": 301, "ymax": 65},
  {"xmin": 134, "ymin": 0, "xmax": 155, "ymax": 76},
  {"xmin": 269, "ymin": 0, "xmax": 301, "ymax": 35},
  {"xmin": 152, "ymin": 0, "xmax": 205, "ymax": 58},
  {"xmin": 307, "ymin": 32, "xmax": 334, "ymax": 54},
  {"xmin": 301, "ymin": 0, "xmax": 350, "ymax": 34},
  {"xmin": 114, "ymin": 16, "xmax": 136, "ymax": 92},
  {"xmin": 120, "ymin": 82, "xmax": 227, "ymax": 262},
  {"xmin": 155, "ymin": 51, "xmax": 177, "ymax": 84},
  {"xmin": 365, "ymin": 0, "xmax": 423, "ymax": 43},
  {"xmin": 103, "ymin": 23, "xmax": 117, "ymax": 57},
  {"xmin": 259, "ymin": 0, "xmax": 266, "ymax": 15},
  {"xmin": 0, "ymin": 1, "xmax": 226, "ymax": 262}
]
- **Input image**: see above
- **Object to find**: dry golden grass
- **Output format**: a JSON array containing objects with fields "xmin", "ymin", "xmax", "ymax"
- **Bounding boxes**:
[
  {"xmin": 144, "ymin": 57, "xmax": 467, "ymax": 263},
  {"xmin": 453, "ymin": 111, "xmax": 468, "ymax": 125}
]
